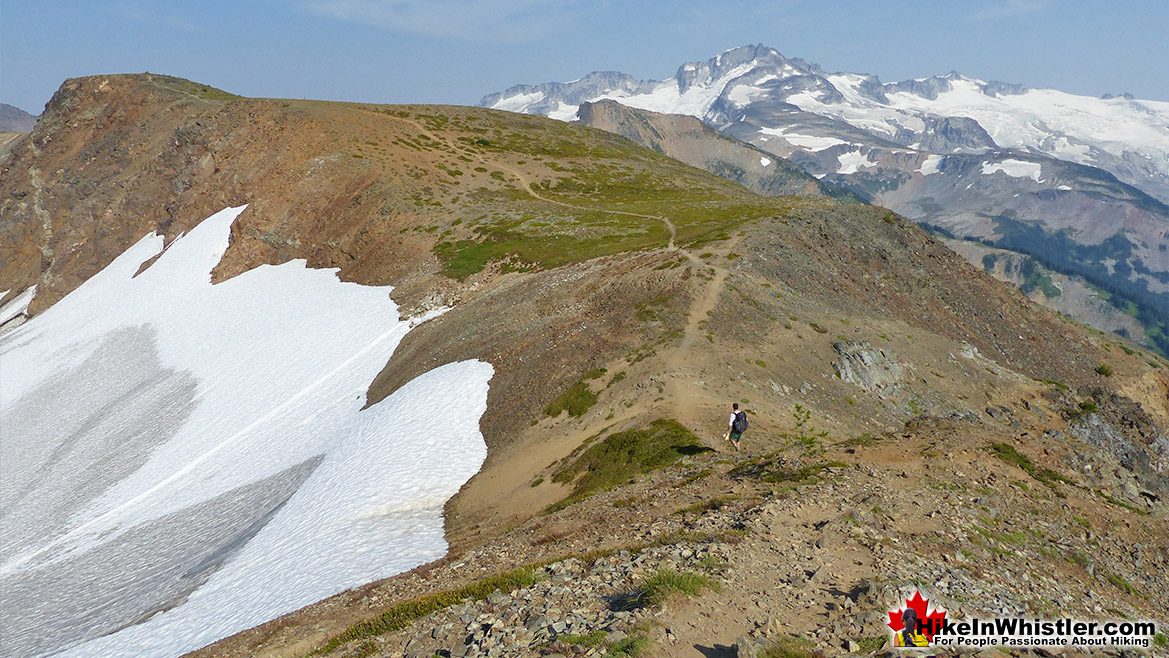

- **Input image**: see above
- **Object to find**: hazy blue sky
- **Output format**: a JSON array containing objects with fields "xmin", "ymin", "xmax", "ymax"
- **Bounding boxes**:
[{"xmin": 2, "ymin": 0, "xmax": 1167, "ymax": 114}]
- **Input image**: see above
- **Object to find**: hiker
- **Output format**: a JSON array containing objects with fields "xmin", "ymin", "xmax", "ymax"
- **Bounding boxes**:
[
  {"xmin": 723, "ymin": 403, "xmax": 747, "ymax": 451},
  {"xmin": 893, "ymin": 608, "xmax": 929, "ymax": 647}
]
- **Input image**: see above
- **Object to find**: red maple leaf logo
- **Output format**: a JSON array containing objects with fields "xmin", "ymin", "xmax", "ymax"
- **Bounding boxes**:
[{"xmin": 887, "ymin": 590, "xmax": 947, "ymax": 641}]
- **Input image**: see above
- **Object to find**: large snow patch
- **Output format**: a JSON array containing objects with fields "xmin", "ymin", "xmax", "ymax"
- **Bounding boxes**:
[
  {"xmin": 0, "ymin": 206, "xmax": 492, "ymax": 657},
  {"xmin": 981, "ymin": 158, "xmax": 1042, "ymax": 182}
]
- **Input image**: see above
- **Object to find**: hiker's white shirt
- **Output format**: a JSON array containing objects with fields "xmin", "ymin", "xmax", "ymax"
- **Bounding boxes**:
[{"xmin": 728, "ymin": 413, "xmax": 737, "ymax": 428}]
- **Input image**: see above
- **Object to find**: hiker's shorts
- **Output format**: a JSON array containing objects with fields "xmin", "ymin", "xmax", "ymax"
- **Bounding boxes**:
[{"xmin": 729, "ymin": 431, "xmax": 742, "ymax": 442}]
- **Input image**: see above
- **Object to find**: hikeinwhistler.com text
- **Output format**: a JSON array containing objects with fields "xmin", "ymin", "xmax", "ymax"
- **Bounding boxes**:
[{"xmin": 923, "ymin": 618, "xmax": 1158, "ymax": 649}]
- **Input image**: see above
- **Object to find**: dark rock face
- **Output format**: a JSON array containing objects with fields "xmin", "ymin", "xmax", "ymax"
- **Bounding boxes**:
[{"xmin": 908, "ymin": 116, "xmax": 998, "ymax": 152}]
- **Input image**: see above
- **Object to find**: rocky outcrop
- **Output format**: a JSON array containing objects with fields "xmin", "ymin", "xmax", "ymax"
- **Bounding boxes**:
[
  {"xmin": 832, "ymin": 341, "xmax": 903, "ymax": 393},
  {"xmin": 908, "ymin": 116, "xmax": 998, "ymax": 153}
]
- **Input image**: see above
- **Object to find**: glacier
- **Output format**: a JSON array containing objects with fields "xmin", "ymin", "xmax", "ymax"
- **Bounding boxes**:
[{"xmin": 0, "ymin": 207, "xmax": 492, "ymax": 657}]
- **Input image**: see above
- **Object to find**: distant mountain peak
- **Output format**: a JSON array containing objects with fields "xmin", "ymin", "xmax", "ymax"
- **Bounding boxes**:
[{"xmin": 0, "ymin": 103, "xmax": 38, "ymax": 132}]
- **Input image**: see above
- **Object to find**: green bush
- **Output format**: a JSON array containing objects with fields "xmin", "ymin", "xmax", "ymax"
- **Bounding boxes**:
[
  {"xmin": 559, "ymin": 630, "xmax": 609, "ymax": 647},
  {"xmin": 545, "ymin": 381, "xmax": 598, "ymax": 418},
  {"xmin": 987, "ymin": 442, "xmax": 1073, "ymax": 491},
  {"xmin": 547, "ymin": 419, "xmax": 707, "ymax": 512},
  {"xmin": 606, "ymin": 635, "xmax": 650, "ymax": 657},
  {"xmin": 638, "ymin": 568, "xmax": 717, "ymax": 606}
]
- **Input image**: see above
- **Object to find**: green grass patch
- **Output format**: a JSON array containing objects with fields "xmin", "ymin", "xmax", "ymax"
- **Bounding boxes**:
[
  {"xmin": 140, "ymin": 73, "xmax": 239, "ymax": 103},
  {"xmin": 1066, "ymin": 549, "xmax": 1091, "ymax": 569},
  {"xmin": 426, "ymin": 109, "xmax": 828, "ymax": 280},
  {"xmin": 559, "ymin": 630, "xmax": 609, "ymax": 647},
  {"xmin": 760, "ymin": 634, "xmax": 816, "ymax": 658},
  {"xmin": 730, "ymin": 458, "xmax": 845, "ymax": 490},
  {"xmin": 856, "ymin": 635, "xmax": 887, "ymax": 653},
  {"xmin": 545, "ymin": 381, "xmax": 598, "ymax": 418},
  {"xmin": 673, "ymin": 495, "xmax": 738, "ymax": 516},
  {"xmin": 635, "ymin": 569, "xmax": 718, "ymax": 607},
  {"xmin": 1102, "ymin": 570, "xmax": 1144, "ymax": 598},
  {"xmin": 1095, "ymin": 363, "xmax": 1113, "ymax": 377},
  {"xmin": 1064, "ymin": 398, "xmax": 1099, "ymax": 421},
  {"xmin": 349, "ymin": 641, "xmax": 380, "ymax": 658},
  {"xmin": 310, "ymin": 567, "xmax": 538, "ymax": 655},
  {"xmin": 547, "ymin": 419, "xmax": 708, "ymax": 513},
  {"xmin": 987, "ymin": 442, "xmax": 1073, "ymax": 492},
  {"xmin": 1099, "ymin": 491, "xmax": 1149, "ymax": 515},
  {"xmin": 698, "ymin": 555, "xmax": 729, "ymax": 573},
  {"xmin": 836, "ymin": 434, "xmax": 879, "ymax": 448},
  {"xmin": 973, "ymin": 524, "xmax": 1026, "ymax": 545},
  {"xmin": 681, "ymin": 468, "xmax": 713, "ymax": 485},
  {"xmin": 606, "ymin": 634, "xmax": 650, "ymax": 657}
]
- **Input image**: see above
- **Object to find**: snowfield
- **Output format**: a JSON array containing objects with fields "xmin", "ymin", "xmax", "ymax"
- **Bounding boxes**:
[
  {"xmin": 982, "ymin": 158, "xmax": 1043, "ymax": 182},
  {"xmin": 836, "ymin": 150, "xmax": 877, "ymax": 175},
  {"xmin": 0, "ymin": 207, "xmax": 492, "ymax": 658},
  {"xmin": 917, "ymin": 154, "xmax": 944, "ymax": 176},
  {"xmin": 758, "ymin": 127, "xmax": 850, "ymax": 152}
]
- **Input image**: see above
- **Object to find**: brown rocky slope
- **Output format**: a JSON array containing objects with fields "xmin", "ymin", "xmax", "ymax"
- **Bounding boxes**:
[
  {"xmin": 574, "ymin": 99, "xmax": 832, "ymax": 198},
  {"xmin": 1, "ymin": 74, "xmax": 1166, "ymax": 657}
]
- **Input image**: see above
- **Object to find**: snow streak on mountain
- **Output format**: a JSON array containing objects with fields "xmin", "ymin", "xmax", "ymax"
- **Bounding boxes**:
[{"xmin": 0, "ymin": 207, "xmax": 492, "ymax": 658}]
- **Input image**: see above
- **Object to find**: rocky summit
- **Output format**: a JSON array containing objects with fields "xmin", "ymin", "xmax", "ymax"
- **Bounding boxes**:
[{"xmin": 1, "ymin": 74, "xmax": 1167, "ymax": 657}]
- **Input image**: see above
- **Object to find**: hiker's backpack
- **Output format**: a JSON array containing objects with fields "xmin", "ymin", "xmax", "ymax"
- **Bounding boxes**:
[{"xmin": 733, "ymin": 410, "xmax": 748, "ymax": 433}]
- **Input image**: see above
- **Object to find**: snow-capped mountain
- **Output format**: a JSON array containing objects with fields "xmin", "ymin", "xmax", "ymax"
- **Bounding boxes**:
[
  {"xmin": 484, "ymin": 44, "xmax": 1169, "ymax": 354},
  {"xmin": 482, "ymin": 44, "xmax": 1169, "ymax": 204}
]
